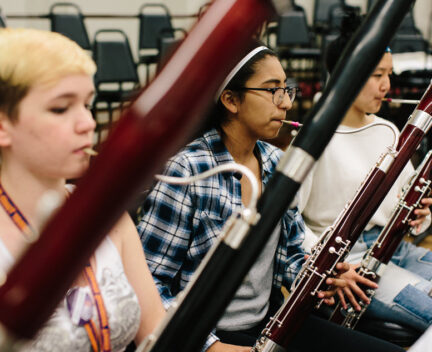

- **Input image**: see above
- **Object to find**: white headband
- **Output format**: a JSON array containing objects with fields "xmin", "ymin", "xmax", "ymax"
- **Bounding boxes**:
[{"xmin": 215, "ymin": 46, "xmax": 269, "ymax": 102}]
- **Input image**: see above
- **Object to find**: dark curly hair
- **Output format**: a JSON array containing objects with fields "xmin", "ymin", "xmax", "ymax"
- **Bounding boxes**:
[{"xmin": 204, "ymin": 41, "xmax": 277, "ymax": 131}]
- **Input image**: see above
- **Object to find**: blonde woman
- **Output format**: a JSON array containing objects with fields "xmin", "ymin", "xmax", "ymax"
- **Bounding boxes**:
[{"xmin": 0, "ymin": 28, "xmax": 164, "ymax": 350}]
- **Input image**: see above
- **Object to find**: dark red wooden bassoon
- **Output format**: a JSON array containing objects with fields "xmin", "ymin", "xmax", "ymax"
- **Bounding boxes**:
[
  {"xmin": 329, "ymin": 149, "xmax": 432, "ymax": 328},
  {"xmin": 0, "ymin": 0, "xmax": 279, "ymax": 348},
  {"xmin": 0, "ymin": 1, "xmax": 418, "ymax": 351},
  {"xmin": 252, "ymin": 81, "xmax": 432, "ymax": 351}
]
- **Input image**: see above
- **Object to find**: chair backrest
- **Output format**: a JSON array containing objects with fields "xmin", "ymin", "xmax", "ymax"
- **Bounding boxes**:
[
  {"xmin": 321, "ymin": 32, "xmax": 339, "ymax": 62},
  {"xmin": 0, "ymin": 8, "xmax": 7, "ymax": 27},
  {"xmin": 158, "ymin": 28, "xmax": 186, "ymax": 59},
  {"xmin": 313, "ymin": 0, "xmax": 343, "ymax": 29},
  {"xmin": 197, "ymin": 2, "xmax": 211, "ymax": 19},
  {"xmin": 327, "ymin": 4, "xmax": 361, "ymax": 34},
  {"xmin": 138, "ymin": 3, "xmax": 173, "ymax": 51},
  {"xmin": 321, "ymin": 33, "xmax": 339, "ymax": 57},
  {"xmin": 327, "ymin": 3, "xmax": 345, "ymax": 33},
  {"xmin": 277, "ymin": 9, "xmax": 311, "ymax": 47},
  {"xmin": 368, "ymin": 1, "xmax": 418, "ymax": 34},
  {"xmin": 390, "ymin": 33, "xmax": 427, "ymax": 54},
  {"xmin": 397, "ymin": 10, "xmax": 420, "ymax": 35},
  {"xmin": 49, "ymin": 2, "xmax": 90, "ymax": 50},
  {"xmin": 367, "ymin": 0, "xmax": 378, "ymax": 12},
  {"xmin": 93, "ymin": 29, "xmax": 139, "ymax": 86},
  {"xmin": 157, "ymin": 28, "xmax": 187, "ymax": 71}
]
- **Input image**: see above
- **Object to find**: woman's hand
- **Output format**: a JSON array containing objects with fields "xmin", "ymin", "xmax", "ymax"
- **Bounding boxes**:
[
  {"xmin": 304, "ymin": 255, "xmax": 351, "ymax": 306},
  {"xmin": 334, "ymin": 264, "xmax": 378, "ymax": 311},
  {"xmin": 316, "ymin": 262, "xmax": 378, "ymax": 310},
  {"xmin": 208, "ymin": 341, "xmax": 251, "ymax": 352},
  {"xmin": 410, "ymin": 197, "xmax": 432, "ymax": 232},
  {"xmin": 316, "ymin": 261, "xmax": 350, "ymax": 306}
]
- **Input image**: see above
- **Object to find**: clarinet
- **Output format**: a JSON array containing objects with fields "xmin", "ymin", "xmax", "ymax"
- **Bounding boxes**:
[
  {"xmin": 329, "ymin": 149, "xmax": 432, "ymax": 328},
  {"xmin": 252, "ymin": 82, "xmax": 432, "ymax": 352}
]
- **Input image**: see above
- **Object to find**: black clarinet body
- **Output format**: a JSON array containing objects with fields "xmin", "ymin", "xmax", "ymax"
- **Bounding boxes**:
[{"xmin": 330, "ymin": 149, "xmax": 432, "ymax": 328}]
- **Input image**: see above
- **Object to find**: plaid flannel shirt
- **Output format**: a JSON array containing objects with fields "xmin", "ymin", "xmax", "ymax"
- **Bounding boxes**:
[{"xmin": 138, "ymin": 128, "xmax": 306, "ymax": 350}]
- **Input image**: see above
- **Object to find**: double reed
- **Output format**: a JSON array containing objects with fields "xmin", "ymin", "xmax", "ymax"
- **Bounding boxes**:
[{"xmin": 252, "ymin": 83, "xmax": 432, "ymax": 352}]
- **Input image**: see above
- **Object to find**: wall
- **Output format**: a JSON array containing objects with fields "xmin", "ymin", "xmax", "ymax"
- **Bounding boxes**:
[
  {"xmin": 0, "ymin": 0, "xmax": 430, "ymax": 57},
  {"xmin": 0, "ymin": 0, "xmax": 209, "ymax": 81}
]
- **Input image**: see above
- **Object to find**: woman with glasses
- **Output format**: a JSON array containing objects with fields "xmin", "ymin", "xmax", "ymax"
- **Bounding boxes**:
[
  {"xmin": 0, "ymin": 28, "xmax": 165, "ymax": 350},
  {"xmin": 138, "ymin": 42, "xmax": 403, "ymax": 352}
]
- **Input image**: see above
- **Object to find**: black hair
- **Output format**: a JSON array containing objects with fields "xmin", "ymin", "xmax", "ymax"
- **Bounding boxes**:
[
  {"xmin": 205, "ymin": 42, "xmax": 277, "ymax": 130},
  {"xmin": 325, "ymin": 11, "xmax": 364, "ymax": 74}
]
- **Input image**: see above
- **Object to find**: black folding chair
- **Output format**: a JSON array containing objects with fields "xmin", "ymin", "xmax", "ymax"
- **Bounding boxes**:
[
  {"xmin": 92, "ymin": 29, "xmax": 140, "ymax": 143},
  {"xmin": 276, "ymin": 7, "xmax": 321, "ymax": 81},
  {"xmin": 313, "ymin": 0, "xmax": 343, "ymax": 32},
  {"xmin": 138, "ymin": 3, "xmax": 173, "ymax": 85},
  {"xmin": 156, "ymin": 27, "xmax": 187, "ymax": 72},
  {"xmin": 390, "ymin": 33, "xmax": 429, "ymax": 53},
  {"xmin": 0, "ymin": 8, "xmax": 7, "ymax": 28},
  {"xmin": 49, "ymin": 2, "xmax": 91, "ymax": 50}
]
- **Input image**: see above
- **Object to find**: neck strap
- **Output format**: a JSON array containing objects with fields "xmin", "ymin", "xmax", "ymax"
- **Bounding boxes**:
[
  {"xmin": 0, "ymin": 181, "xmax": 36, "ymax": 241},
  {"xmin": 0, "ymin": 181, "xmax": 111, "ymax": 351}
]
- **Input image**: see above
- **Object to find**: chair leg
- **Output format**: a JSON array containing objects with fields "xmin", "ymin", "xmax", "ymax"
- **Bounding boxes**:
[
  {"xmin": 145, "ymin": 64, "xmax": 150, "ymax": 85},
  {"xmin": 96, "ymin": 124, "xmax": 102, "ymax": 146},
  {"xmin": 106, "ymin": 102, "xmax": 113, "ymax": 132}
]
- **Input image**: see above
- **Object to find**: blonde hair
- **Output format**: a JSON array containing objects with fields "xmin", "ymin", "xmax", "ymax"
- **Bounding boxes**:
[{"xmin": 0, "ymin": 28, "xmax": 96, "ymax": 121}]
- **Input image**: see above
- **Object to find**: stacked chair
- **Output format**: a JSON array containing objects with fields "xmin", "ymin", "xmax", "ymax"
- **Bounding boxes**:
[
  {"xmin": 49, "ymin": 2, "xmax": 91, "ymax": 50},
  {"xmin": 0, "ymin": 7, "xmax": 7, "ymax": 27},
  {"xmin": 137, "ymin": 3, "xmax": 174, "ymax": 85},
  {"xmin": 92, "ymin": 29, "xmax": 140, "ymax": 144},
  {"xmin": 156, "ymin": 27, "xmax": 187, "ymax": 73}
]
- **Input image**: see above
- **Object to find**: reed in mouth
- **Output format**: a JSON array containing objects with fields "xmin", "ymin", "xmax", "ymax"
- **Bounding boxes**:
[
  {"xmin": 382, "ymin": 98, "xmax": 420, "ymax": 105},
  {"xmin": 83, "ymin": 147, "xmax": 98, "ymax": 156},
  {"xmin": 282, "ymin": 120, "xmax": 303, "ymax": 128}
]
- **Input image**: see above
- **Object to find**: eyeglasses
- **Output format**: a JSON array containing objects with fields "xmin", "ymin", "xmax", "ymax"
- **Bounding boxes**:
[{"xmin": 236, "ymin": 86, "xmax": 297, "ymax": 106}]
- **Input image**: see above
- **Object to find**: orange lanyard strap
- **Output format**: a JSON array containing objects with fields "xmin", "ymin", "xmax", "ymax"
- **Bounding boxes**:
[
  {"xmin": 0, "ymin": 182, "xmax": 35, "ymax": 240},
  {"xmin": 0, "ymin": 181, "xmax": 111, "ymax": 351},
  {"xmin": 84, "ymin": 264, "xmax": 111, "ymax": 352},
  {"xmin": 84, "ymin": 320, "xmax": 101, "ymax": 352}
]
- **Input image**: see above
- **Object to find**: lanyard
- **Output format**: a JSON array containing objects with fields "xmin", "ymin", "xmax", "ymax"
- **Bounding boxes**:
[
  {"xmin": 84, "ymin": 263, "xmax": 112, "ymax": 352},
  {"xmin": 0, "ymin": 182, "xmax": 111, "ymax": 351},
  {"xmin": 0, "ymin": 182, "xmax": 36, "ymax": 241}
]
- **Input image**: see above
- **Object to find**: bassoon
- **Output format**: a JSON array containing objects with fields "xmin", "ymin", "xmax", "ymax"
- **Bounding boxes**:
[
  {"xmin": 0, "ymin": 0, "xmax": 415, "ymax": 351},
  {"xmin": 329, "ymin": 149, "xmax": 432, "ymax": 328},
  {"xmin": 0, "ymin": 0, "xmax": 279, "ymax": 348},
  {"xmin": 140, "ymin": 1, "xmax": 417, "ymax": 351},
  {"xmin": 252, "ymin": 80, "xmax": 432, "ymax": 351}
]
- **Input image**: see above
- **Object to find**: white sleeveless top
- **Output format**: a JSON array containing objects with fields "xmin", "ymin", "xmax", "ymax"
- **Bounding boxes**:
[
  {"xmin": 0, "ymin": 239, "xmax": 13, "ymax": 271},
  {"xmin": 0, "ymin": 237, "xmax": 141, "ymax": 352}
]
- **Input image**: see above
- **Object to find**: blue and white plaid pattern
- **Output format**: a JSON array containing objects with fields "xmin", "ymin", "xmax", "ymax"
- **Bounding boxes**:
[{"xmin": 138, "ymin": 128, "xmax": 306, "ymax": 350}]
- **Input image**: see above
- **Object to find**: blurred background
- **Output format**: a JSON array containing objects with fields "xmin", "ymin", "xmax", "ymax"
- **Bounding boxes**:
[{"xmin": 0, "ymin": 0, "xmax": 430, "ymax": 149}]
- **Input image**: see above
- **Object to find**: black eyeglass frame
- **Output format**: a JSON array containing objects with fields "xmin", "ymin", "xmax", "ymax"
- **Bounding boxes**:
[{"xmin": 235, "ymin": 86, "xmax": 297, "ymax": 106}]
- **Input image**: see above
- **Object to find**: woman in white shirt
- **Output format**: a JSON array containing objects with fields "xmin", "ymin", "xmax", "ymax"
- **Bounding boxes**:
[{"xmin": 298, "ymin": 14, "xmax": 432, "ymax": 333}]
